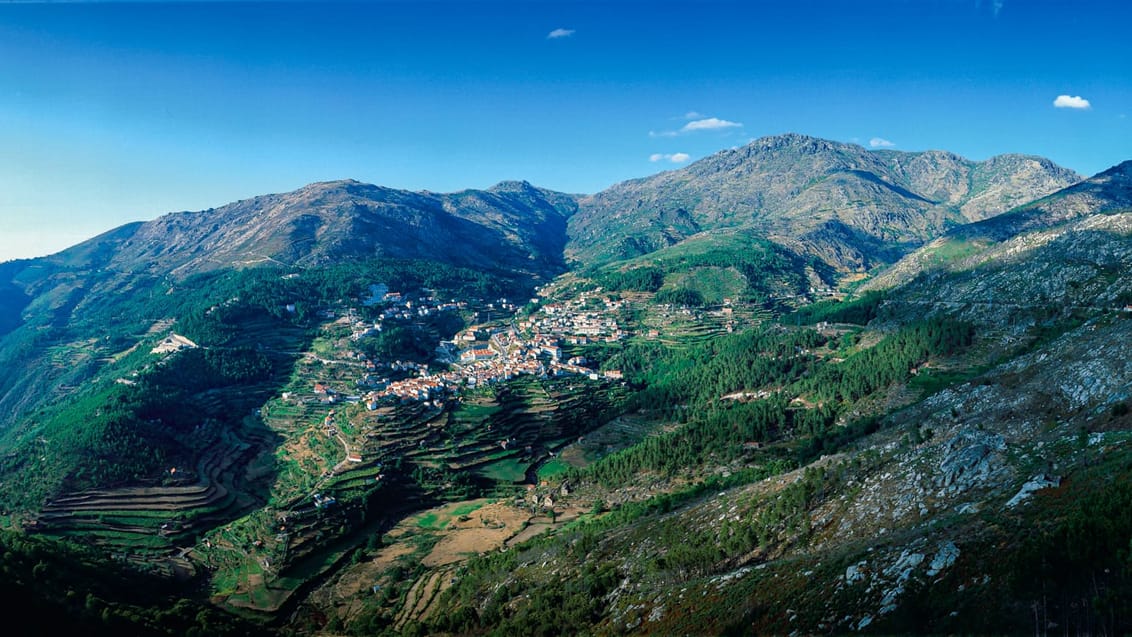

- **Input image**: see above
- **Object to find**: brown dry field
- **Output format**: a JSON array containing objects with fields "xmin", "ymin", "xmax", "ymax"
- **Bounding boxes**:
[{"xmin": 421, "ymin": 500, "xmax": 528, "ymax": 566}]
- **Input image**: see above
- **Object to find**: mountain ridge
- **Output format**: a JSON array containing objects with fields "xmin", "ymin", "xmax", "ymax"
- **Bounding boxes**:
[
  {"xmin": 566, "ymin": 133, "xmax": 1082, "ymax": 271},
  {"xmin": 84, "ymin": 178, "xmax": 578, "ymax": 280},
  {"xmin": 1, "ymin": 134, "xmax": 1082, "ymax": 282},
  {"xmin": 865, "ymin": 159, "xmax": 1132, "ymax": 292}
]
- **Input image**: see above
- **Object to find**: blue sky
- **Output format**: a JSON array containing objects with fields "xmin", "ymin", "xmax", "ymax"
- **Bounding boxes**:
[{"xmin": 0, "ymin": 0, "xmax": 1129, "ymax": 261}]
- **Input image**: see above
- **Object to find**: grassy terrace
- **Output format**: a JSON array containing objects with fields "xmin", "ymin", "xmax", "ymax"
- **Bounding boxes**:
[{"xmin": 34, "ymin": 419, "xmax": 274, "ymax": 554}]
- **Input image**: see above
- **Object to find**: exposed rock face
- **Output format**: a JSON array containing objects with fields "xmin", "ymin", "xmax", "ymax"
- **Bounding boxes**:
[
  {"xmin": 936, "ymin": 430, "xmax": 1007, "ymax": 494},
  {"xmin": 926, "ymin": 541, "xmax": 960, "ymax": 577},
  {"xmin": 1005, "ymin": 474, "xmax": 1061, "ymax": 508},
  {"xmin": 878, "ymin": 549, "xmax": 925, "ymax": 614},
  {"xmin": 567, "ymin": 133, "xmax": 1080, "ymax": 272}
]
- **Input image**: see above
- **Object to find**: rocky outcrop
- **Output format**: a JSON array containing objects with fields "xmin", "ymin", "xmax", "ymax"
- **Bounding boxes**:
[
  {"xmin": 1005, "ymin": 474, "xmax": 1061, "ymax": 508},
  {"xmin": 936, "ymin": 430, "xmax": 1007, "ymax": 494}
]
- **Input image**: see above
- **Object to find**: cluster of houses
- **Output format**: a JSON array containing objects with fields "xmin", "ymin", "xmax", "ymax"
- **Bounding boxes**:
[
  {"xmin": 296, "ymin": 286, "xmax": 634, "ymax": 432},
  {"xmin": 520, "ymin": 294, "xmax": 628, "ymax": 343},
  {"xmin": 372, "ymin": 374, "xmax": 448, "ymax": 403},
  {"xmin": 362, "ymin": 330, "xmax": 596, "ymax": 404},
  {"xmin": 346, "ymin": 286, "xmax": 466, "ymax": 342}
]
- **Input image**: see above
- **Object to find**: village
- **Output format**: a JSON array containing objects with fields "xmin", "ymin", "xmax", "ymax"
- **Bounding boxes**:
[
  {"xmin": 256, "ymin": 277, "xmax": 764, "ymax": 498},
  {"xmin": 306, "ymin": 284, "xmax": 629, "ymax": 409}
]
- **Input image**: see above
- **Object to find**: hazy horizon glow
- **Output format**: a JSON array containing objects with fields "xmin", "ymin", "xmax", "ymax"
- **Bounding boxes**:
[{"xmin": 1, "ymin": 0, "xmax": 1130, "ymax": 261}]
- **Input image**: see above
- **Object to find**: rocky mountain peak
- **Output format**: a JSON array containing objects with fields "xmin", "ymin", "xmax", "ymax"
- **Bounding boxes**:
[
  {"xmin": 750, "ymin": 132, "xmax": 844, "ymax": 152},
  {"xmin": 488, "ymin": 179, "xmax": 537, "ymax": 193}
]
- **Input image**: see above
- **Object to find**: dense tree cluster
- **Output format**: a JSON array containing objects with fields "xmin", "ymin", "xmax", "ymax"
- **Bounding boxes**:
[
  {"xmin": 799, "ymin": 319, "xmax": 973, "ymax": 404},
  {"xmin": 792, "ymin": 290, "xmax": 888, "ymax": 325},
  {"xmin": 1007, "ymin": 469, "xmax": 1132, "ymax": 635},
  {"xmin": 573, "ymin": 319, "xmax": 971, "ymax": 487},
  {"xmin": 596, "ymin": 266, "xmax": 665, "ymax": 292},
  {"xmin": 654, "ymin": 287, "xmax": 705, "ymax": 307}
]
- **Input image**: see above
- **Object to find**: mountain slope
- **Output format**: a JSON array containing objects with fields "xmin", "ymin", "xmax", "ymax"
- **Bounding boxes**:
[
  {"xmin": 866, "ymin": 160, "xmax": 1132, "ymax": 294},
  {"xmin": 87, "ymin": 179, "xmax": 576, "ymax": 279},
  {"xmin": 566, "ymin": 134, "xmax": 1080, "ymax": 272},
  {"xmin": 0, "ymin": 180, "xmax": 576, "ymax": 431},
  {"xmin": 952, "ymin": 158, "xmax": 1132, "ymax": 241},
  {"xmin": 423, "ymin": 314, "xmax": 1132, "ymax": 635},
  {"xmin": 411, "ymin": 184, "xmax": 1132, "ymax": 634}
]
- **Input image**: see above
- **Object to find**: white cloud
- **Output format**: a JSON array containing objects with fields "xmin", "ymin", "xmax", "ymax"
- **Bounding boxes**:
[
  {"xmin": 547, "ymin": 28, "xmax": 575, "ymax": 39},
  {"xmin": 682, "ymin": 117, "xmax": 742, "ymax": 132},
  {"xmin": 651, "ymin": 114, "xmax": 742, "ymax": 137},
  {"xmin": 1053, "ymin": 94, "xmax": 1091, "ymax": 109},
  {"xmin": 869, "ymin": 137, "xmax": 895, "ymax": 148},
  {"xmin": 650, "ymin": 153, "xmax": 691, "ymax": 163}
]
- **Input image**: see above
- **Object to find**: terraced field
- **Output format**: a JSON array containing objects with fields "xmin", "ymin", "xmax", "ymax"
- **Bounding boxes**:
[
  {"xmin": 34, "ymin": 419, "xmax": 274, "ymax": 560},
  {"xmin": 642, "ymin": 308, "xmax": 758, "ymax": 348},
  {"xmin": 198, "ymin": 364, "xmax": 629, "ymax": 614}
]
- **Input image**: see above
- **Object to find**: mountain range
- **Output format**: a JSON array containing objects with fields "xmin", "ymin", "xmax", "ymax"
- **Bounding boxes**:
[
  {"xmin": 0, "ymin": 133, "xmax": 1080, "ymax": 348},
  {"xmin": 1, "ymin": 133, "xmax": 1130, "ymax": 636}
]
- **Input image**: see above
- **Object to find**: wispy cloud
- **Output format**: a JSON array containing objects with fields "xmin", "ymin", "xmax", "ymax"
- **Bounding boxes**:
[
  {"xmin": 869, "ymin": 137, "xmax": 895, "ymax": 148},
  {"xmin": 650, "ymin": 153, "xmax": 691, "ymax": 163},
  {"xmin": 976, "ymin": 0, "xmax": 1006, "ymax": 17},
  {"xmin": 651, "ymin": 114, "xmax": 743, "ymax": 137},
  {"xmin": 1053, "ymin": 94, "xmax": 1091, "ymax": 109},
  {"xmin": 682, "ymin": 117, "xmax": 742, "ymax": 132},
  {"xmin": 547, "ymin": 28, "xmax": 575, "ymax": 39}
]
